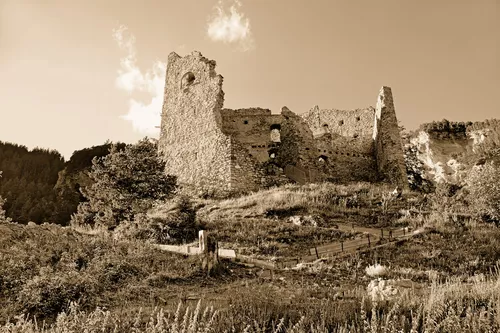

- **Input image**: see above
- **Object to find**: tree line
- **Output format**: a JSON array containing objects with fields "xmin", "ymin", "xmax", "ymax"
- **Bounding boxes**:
[{"xmin": 0, "ymin": 140, "xmax": 124, "ymax": 225}]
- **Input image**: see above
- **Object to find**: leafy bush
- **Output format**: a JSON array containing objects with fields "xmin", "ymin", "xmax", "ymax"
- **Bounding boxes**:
[{"xmin": 71, "ymin": 138, "xmax": 177, "ymax": 229}]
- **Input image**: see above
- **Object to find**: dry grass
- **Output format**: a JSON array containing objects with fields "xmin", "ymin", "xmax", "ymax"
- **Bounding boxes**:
[
  {"xmin": 2, "ymin": 273, "xmax": 498, "ymax": 332},
  {"xmin": 200, "ymin": 182, "xmax": 400, "ymax": 219},
  {"xmin": 194, "ymin": 182, "xmax": 423, "ymax": 258}
]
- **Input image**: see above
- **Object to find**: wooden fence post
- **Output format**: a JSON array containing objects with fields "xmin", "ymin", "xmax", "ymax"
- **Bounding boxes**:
[
  {"xmin": 367, "ymin": 234, "xmax": 371, "ymax": 247},
  {"xmin": 341, "ymin": 241, "xmax": 344, "ymax": 252},
  {"xmin": 314, "ymin": 247, "xmax": 319, "ymax": 259}
]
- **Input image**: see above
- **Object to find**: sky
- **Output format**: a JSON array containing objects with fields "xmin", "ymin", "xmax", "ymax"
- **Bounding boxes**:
[{"xmin": 0, "ymin": 0, "xmax": 498, "ymax": 160}]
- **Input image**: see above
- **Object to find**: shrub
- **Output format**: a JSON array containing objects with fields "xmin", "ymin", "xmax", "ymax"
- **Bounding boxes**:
[
  {"xmin": 16, "ymin": 267, "xmax": 96, "ymax": 319},
  {"xmin": 114, "ymin": 196, "xmax": 198, "ymax": 245}
]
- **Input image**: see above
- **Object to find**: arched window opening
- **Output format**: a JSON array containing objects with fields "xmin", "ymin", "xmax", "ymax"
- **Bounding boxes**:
[
  {"xmin": 323, "ymin": 123, "xmax": 329, "ymax": 132},
  {"xmin": 270, "ymin": 124, "xmax": 281, "ymax": 143},
  {"xmin": 318, "ymin": 155, "xmax": 328, "ymax": 163},
  {"xmin": 181, "ymin": 72, "xmax": 195, "ymax": 89},
  {"xmin": 356, "ymin": 116, "xmax": 361, "ymax": 121},
  {"xmin": 243, "ymin": 120, "xmax": 249, "ymax": 125}
]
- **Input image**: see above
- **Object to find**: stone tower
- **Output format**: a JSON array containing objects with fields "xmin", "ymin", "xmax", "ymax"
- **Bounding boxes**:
[
  {"xmin": 158, "ymin": 51, "xmax": 233, "ymax": 192},
  {"xmin": 373, "ymin": 86, "xmax": 408, "ymax": 188}
]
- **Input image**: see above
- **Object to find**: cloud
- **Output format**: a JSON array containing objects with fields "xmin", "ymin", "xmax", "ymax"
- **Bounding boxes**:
[
  {"xmin": 112, "ymin": 25, "xmax": 166, "ymax": 135},
  {"xmin": 207, "ymin": 0, "xmax": 255, "ymax": 51}
]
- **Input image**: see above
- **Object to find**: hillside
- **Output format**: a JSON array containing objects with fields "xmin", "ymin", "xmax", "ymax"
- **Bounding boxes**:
[{"xmin": 1, "ymin": 181, "xmax": 499, "ymax": 331}]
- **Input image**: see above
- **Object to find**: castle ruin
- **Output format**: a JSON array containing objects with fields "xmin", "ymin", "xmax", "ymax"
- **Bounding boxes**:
[{"xmin": 158, "ymin": 51, "xmax": 408, "ymax": 194}]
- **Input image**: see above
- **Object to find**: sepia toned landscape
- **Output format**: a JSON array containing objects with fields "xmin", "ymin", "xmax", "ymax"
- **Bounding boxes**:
[{"xmin": 1, "ymin": 0, "xmax": 499, "ymax": 332}]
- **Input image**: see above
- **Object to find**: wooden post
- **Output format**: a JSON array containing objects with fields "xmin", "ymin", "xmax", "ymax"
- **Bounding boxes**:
[
  {"xmin": 389, "ymin": 230, "xmax": 393, "ymax": 239},
  {"xmin": 314, "ymin": 247, "xmax": 319, "ymax": 259},
  {"xmin": 403, "ymin": 228, "xmax": 406, "ymax": 236},
  {"xmin": 341, "ymin": 241, "xmax": 344, "ymax": 252},
  {"xmin": 199, "ymin": 230, "xmax": 219, "ymax": 274},
  {"xmin": 199, "ymin": 230, "xmax": 207, "ymax": 253},
  {"xmin": 367, "ymin": 234, "xmax": 371, "ymax": 247}
]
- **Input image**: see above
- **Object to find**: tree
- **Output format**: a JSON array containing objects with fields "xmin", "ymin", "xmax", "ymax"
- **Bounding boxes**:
[
  {"xmin": 465, "ymin": 162, "xmax": 500, "ymax": 223},
  {"xmin": 0, "ymin": 171, "xmax": 12, "ymax": 223},
  {"xmin": 71, "ymin": 138, "xmax": 177, "ymax": 229}
]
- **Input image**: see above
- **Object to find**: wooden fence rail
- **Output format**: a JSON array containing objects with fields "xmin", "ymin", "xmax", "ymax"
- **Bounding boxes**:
[{"xmin": 155, "ymin": 226, "xmax": 422, "ymax": 271}]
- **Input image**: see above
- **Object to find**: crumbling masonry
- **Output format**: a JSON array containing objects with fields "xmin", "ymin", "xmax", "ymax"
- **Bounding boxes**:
[{"xmin": 158, "ymin": 51, "xmax": 408, "ymax": 194}]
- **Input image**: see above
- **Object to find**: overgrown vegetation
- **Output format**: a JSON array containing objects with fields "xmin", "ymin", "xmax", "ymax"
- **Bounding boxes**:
[
  {"xmin": 198, "ymin": 182, "xmax": 422, "ymax": 257},
  {"xmin": 0, "ymin": 223, "xmax": 202, "ymax": 322},
  {"xmin": 419, "ymin": 119, "xmax": 472, "ymax": 139},
  {"xmin": 1, "ymin": 268, "xmax": 498, "ymax": 332}
]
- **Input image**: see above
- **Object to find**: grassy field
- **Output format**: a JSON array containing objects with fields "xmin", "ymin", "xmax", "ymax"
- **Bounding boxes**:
[
  {"xmin": 195, "ymin": 182, "xmax": 424, "ymax": 258},
  {"xmin": 1, "ymin": 182, "xmax": 499, "ymax": 332}
]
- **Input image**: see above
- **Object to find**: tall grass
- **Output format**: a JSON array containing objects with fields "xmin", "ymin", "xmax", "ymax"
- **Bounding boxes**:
[{"xmin": 2, "ymin": 273, "xmax": 498, "ymax": 332}]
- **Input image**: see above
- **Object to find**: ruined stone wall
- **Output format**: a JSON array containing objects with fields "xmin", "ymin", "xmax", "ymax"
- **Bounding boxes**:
[
  {"xmin": 158, "ymin": 51, "xmax": 232, "ymax": 193},
  {"xmin": 373, "ymin": 87, "xmax": 408, "ymax": 188},
  {"xmin": 304, "ymin": 106, "xmax": 375, "ymax": 139},
  {"xmin": 228, "ymin": 138, "xmax": 267, "ymax": 192},
  {"xmin": 312, "ymin": 134, "xmax": 378, "ymax": 182},
  {"xmin": 221, "ymin": 108, "xmax": 283, "ymax": 162},
  {"xmin": 276, "ymin": 107, "xmax": 320, "ymax": 180}
]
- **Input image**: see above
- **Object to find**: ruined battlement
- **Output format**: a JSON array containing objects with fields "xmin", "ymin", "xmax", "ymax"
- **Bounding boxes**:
[{"xmin": 158, "ymin": 51, "xmax": 408, "ymax": 194}]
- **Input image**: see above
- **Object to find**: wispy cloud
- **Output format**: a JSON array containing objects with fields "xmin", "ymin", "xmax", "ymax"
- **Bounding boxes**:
[
  {"xmin": 207, "ymin": 0, "xmax": 255, "ymax": 51},
  {"xmin": 112, "ymin": 25, "xmax": 165, "ymax": 135}
]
